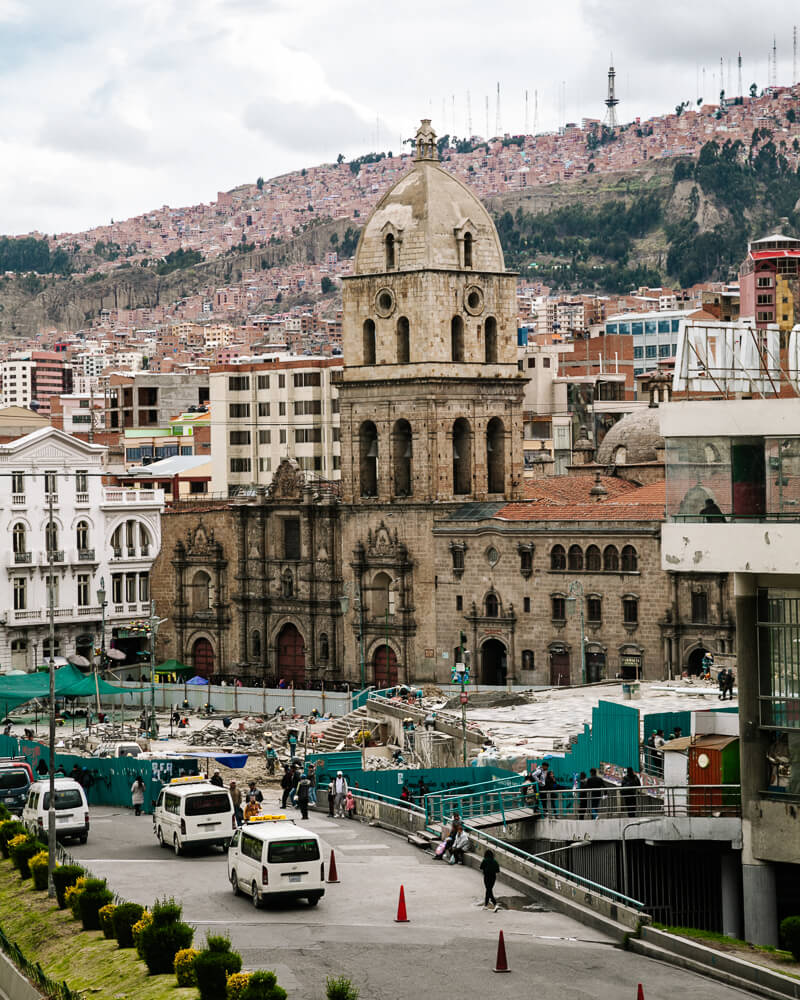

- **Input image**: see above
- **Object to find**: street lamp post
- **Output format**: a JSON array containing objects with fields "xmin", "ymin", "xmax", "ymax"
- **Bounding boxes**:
[
  {"xmin": 566, "ymin": 580, "xmax": 587, "ymax": 686},
  {"xmin": 148, "ymin": 601, "xmax": 168, "ymax": 739},
  {"xmin": 95, "ymin": 578, "xmax": 108, "ymax": 719},
  {"xmin": 46, "ymin": 485, "xmax": 57, "ymax": 899}
]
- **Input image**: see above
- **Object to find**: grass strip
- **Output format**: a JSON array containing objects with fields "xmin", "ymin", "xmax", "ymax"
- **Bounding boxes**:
[{"xmin": 0, "ymin": 858, "xmax": 195, "ymax": 999}]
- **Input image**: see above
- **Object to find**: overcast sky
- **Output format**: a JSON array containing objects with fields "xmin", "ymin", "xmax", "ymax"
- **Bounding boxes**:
[{"xmin": 1, "ymin": 0, "xmax": 799, "ymax": 235}]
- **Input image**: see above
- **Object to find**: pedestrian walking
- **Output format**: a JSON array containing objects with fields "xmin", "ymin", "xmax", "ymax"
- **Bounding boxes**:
[
  {"xmin": 307, "ymin": 763, "xmax": 317, "ymax": 805},
  {"xmin": 296, "ymin": 772, "xmax": 311, "ymax": 821},
  {"xmin": 280, "ymin": 766, "xmax": 293, "ymax": 810},
  {"xmin": 480, "ymin": 849, "xmax": 500, "ymax": 910},
  {"xmin": 345, "ymin": 790, "xmax": 356, "ymax": 819},
  {"xmin": 724, "ymin": 669, "xmax": 735, "ymax": 700},
  {"xmin": 230, "ymin": 780, "xmax": 243, "ymax": 825},
  {"xmin": 244, "ymin": 794, "xmax": 261, "ymax": 822},
  {"xmin": 576, "ymin": 771, "xmax": 589, "ymax": 819},
  {"xmin": 327, "ymin": 778, "xmax": 335, "ymax": 817},
  {"xmin": 718, "ymin": 668, "xmax": 727, "ymax": 700},
  {"xmin": 131, "ymin": 776, "xmax": 145, "ymax": 816},
  {"xmin": 620, "ymin": 766, "xmax": 640, "ymax": 818},
  {"xmin": 248, "ymin": 780, "xmax": 263, "ymax": 804},
  {"xmin": 334, "ymin": 771, "xmax": 348, "ymax": 817},
  {"xmin": 265, "ymin": 743, "xmax": 277, "ymax": 775},
  {"xmin": 210, "ymin": 770, "xmax": 224, "ymax": 788},
  {"xmin": 585, "ymin": 768, "xmax": 605, "ymax": 819}
]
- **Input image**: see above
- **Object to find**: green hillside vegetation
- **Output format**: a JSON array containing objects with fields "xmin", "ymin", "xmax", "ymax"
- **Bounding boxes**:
[
  {"xmin": 0, "ymin": 236, "xmax": 72, "ymax": 275},
  {"xmin": 493, "ymin": 136, "xmax": 800, "ymax": 291}
]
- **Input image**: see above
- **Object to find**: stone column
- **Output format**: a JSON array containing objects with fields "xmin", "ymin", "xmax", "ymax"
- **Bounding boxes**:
[{"xmin": 721, "ymin": 851, "xmax": 743, "ymax": 939}]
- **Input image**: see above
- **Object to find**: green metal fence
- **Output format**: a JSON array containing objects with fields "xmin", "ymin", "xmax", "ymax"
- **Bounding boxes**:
[
  {"xmin": 540, "ymin": 700, "xmax": 641, "ymax": 785},
  {"xmin": 0, "ymin": 924, "xmax": 82, "ymax": 1000},
  {"xmin": 0, "ymin": 735, "xmax": 199, "ymax": 814}
]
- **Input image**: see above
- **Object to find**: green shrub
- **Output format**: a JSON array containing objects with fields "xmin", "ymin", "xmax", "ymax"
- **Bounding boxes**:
[
  {"xmin": 51, "ymin": 864, "xmax": 84, "ymax": 909},
  {"xmin": 66, "ymin": 877, "xmax": 88, "ymax": 918},
  {"xmin": 226, "ymin": 971, "xmax": 251, "ymax": 999},
  {"xmin": 243, "ymin": 971, "xmax": 287, "ymax": 1000},
  {"xmin": 0, "ymin": 803, "xmax": 10, "ymax": 821},
  {"xmin": 9, "ymin": 835, "xmax": 46, "ymax": 879},
  {"xmin": 0, "ymin": 820, "xmax": 26, "ymax": 858},
  {"xmin": 195, "ymin": 934, "xmax": 242, "ymax": 1000},
  {"xmin": 28, "ymin": 850, "xmax": 49, "ymax": 891},
  {"xmin": 99, "ymin": 903, "xmax": 117, "ymax": 939},
  {"xmin": 780, "ymin": 915, "xmax": 800, "ymax": 961},
  {"xmin": 78, "ymin": 878, "xmax": 113, "ymax": 931},
  {"xmin": 132, "ymin": 911, "xmax": 152, "ymax": 958},
  {"xmin": 174, "ymin": 947, "xmax": 199, "ymax": 987},
  {"xmin": 326, "ymin": 976, "xmax": 359, "ymax": 1000},
  {"xmin": 112, "ymin": 902, "xmax": 145, "ymax": 948},
  {"xmin": 137, "ymin": 898, "xmax": 193, "ymax": 975}
]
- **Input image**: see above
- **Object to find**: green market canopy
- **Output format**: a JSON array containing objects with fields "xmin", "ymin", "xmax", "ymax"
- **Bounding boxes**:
[
  {"xmin": 154, "ymin": 660, "xmax": 193, "ymax": 676},
  {"xmin": 0, "ymin": 664, "xmax": 139, "ymax": 715}
]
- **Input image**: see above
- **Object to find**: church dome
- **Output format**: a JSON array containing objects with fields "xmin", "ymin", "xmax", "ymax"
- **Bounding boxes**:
[
  {"xmin": 354, "ymin": 120, "xmax": 506, "ymax": 275},
  {"xmin": 595, "ymin": 407, "xmax": 664, "ymax": 466}
]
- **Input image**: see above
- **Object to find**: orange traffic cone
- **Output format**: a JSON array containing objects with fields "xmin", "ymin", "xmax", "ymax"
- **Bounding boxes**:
[
  {"xmin": 637, "ymin": 987, "xmax": 644, "ymax": 1000},
  {"xmin": 395, "ymin": 884, "xmax": 409, "ymax": 922},
  {"xmin": 327, "ymin": 850, "xmax": 340, "ymax": 884},
  {"xmin": 494, "ymin": 929, "xmax": 510, "ymax": 973}
]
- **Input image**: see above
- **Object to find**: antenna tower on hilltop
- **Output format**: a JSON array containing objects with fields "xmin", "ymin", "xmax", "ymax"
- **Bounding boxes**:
[
  {"xmin": 495, "ymin": 82, "xmax": 502, "ymax": 137},
  {"xmin": 771, "ymin": 36, "xmax": 778, "ymax": 88},
  {"xmin": 793, "ymin": 26, "xmax": 797, "ymax": 85},
  {"xmin": 533, "ymin": 89, "xmax": 539, "ymax": 134},
  {"xmin": 738, "ymin": 52, "xmax": 743, "ymax": 99},
  {"xmin": 604, "ymin": 58, "xmax": 619, "ymax": 127}
]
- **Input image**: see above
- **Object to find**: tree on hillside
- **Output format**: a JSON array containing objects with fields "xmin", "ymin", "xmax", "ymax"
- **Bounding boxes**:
[
  {"xmin": 321, "ymin": 276, "xmax": 334, "ymax": 294},
  {"xmin": 257, "ymin": 177, "xmax": 264, "ymax": 190},
  {"xmin": 750, "ymin": 83, "xmax": 758, "ymax": 98}
]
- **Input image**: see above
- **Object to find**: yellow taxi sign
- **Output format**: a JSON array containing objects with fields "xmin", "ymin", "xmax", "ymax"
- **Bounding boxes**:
[
  {"xmin": 169, "ymin": 775, "xmax": 208, "ymax": 786},
  {"xmin": 245, "ymin": 814, "xmax": 287, "ymax": 823}
]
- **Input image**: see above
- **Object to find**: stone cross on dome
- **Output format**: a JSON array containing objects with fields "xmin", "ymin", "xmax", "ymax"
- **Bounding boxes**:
[{"xmin": 414, "ymin": 119, "xmax": 438, "ymax": 161}]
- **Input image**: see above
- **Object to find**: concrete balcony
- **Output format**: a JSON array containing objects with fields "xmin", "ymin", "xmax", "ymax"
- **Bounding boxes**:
[
  {"xmin": 77, "ymin": 549, "xmax": 96, "ymax": 562},
  {"xmin": 100, "ymin": 487, "xmax": 164, "ymax": 509},
  {"xmin": 12, "ymin": 551, "xmax": 32, "ymax": 565},
  {"xmin": 662, "ymin": 521, "xmax": 800, "ymax": 574}
]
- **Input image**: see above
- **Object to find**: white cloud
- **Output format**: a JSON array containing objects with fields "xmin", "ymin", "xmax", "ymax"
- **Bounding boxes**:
[{"xmin": 0, "ymin": 0, "xmax": 799, "ymax": 232}]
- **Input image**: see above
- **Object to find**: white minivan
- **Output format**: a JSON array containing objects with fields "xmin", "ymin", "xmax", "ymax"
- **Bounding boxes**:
[
  {"xmin": 227, "ymin": 815, "xmax": 325, "ymax": 908},
  {"xmin": 153, "ymin": 776, "xmax": 235, "ymax": 855},
  {"xmin": 22, "ymin": 778, "xmax": 90, "ymax": 844}
]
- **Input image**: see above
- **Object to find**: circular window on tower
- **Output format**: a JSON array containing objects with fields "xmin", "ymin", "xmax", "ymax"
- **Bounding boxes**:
[
  {"xmin": 464, "ymin": 285, "xmax": 484, "ymax": 316},
  {"xmin": 486, "ymin": 546, "xmax": 500, "ymax": 567},
  {"xmin": 375, "ymin": 287, "xmax": 396, "ymax": 318}
]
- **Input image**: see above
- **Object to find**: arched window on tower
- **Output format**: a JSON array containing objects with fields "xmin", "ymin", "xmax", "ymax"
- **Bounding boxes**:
[
  {"xmin": 451, "ymin": 315, "xmax": 464, "ymax": 363},
  {"xmin": 76, "ymin": 520, "xmax": 89, "ymax": 552},
  {"xmin": 396, "ymin": 316, "xmax": 410, "ymax": 363},
  {"xmin": 453, "ymin": 418, "xmax": 472, "ymax": 495},
  {"xmin": 359, "ymin": 421, "xmax": 379, "ymax": 497},
  {"xmin": 363, "ymin": 319, "xmax": 376, "ymax": 365},
  {"xmin": 392, "ymin": 419, "xmax": 413, "ymax": 497},
  {"xmin": 463, "ymin": 231, "xmax": 473, "ymax": 269},
  {"xmin": 486, "ymin": 417, "xmax": 505, "ymax": 493},
  {"xmin": 192, "ymin": 571, "xmax": 211, "ymax": 612},
  {"xmin": 485, "ymin": 315, "xmax": 498, "ymax": 363},
  {"xmin": 12, "ymin": 523, "xmax": 26, "ymax": 557},
  {"xmin": 385, "ymin": 232, "xmax": 395, "ymax": 270},
  {"xmin": 568, "ymin": 545, "xmax": 584, "ymax": 571}
]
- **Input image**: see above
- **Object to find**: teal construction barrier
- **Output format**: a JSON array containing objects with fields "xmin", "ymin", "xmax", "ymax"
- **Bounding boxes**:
[
  {"xmin": 540, "ymin": 700, "xmax": 641, "ymax": 785},
  {"xmin": 0, "ymin": 735, "xmax": 199, "ymax": 815},
  {"xmin": 642, "ymin": 710, "xmax": 692, "ymax": 742}
]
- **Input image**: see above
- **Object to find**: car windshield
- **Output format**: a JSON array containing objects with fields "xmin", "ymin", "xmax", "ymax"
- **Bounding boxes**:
[
  {"xmin": 43, "ymin": 789, "xmax": 83, "ymax": 810},
  {"xmin": 185, "ymin": 792, "xmax": 230, "ymax": 816},
  {"xmin": 0, "ymin": 771, "xmax": 27, "ymax": 790},
  {"xmin": 267, "ymin": 838, "xmax": 320, "ymax": 863}
]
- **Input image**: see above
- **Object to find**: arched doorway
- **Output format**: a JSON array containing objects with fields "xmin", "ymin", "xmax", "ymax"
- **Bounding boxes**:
[
  {"xmin": 192, "ymin": 637, "xmax": 214, "ymax": 678},
  {"xmin": 373, "ymin": 644, "xmax": 398, "ymax": 687},
  {"xmin": 585, "ymin": 648, "xmax": 606, "ymax": 683},
  {"xmin": 277, "ymin": 623, "xmax": 306, "ymax": 686},
  {"xmin": 687, "ymin": 646, "xmax": 709, "ymax": 676},
  {"xmin": 481, "ymin": 638, "xmax": 507, "ymax": 685}
]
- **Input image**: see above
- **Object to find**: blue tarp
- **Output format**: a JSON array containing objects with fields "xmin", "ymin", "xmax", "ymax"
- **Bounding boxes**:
[
  {"xmin": 181, "ymin": 753, "xmax": 248, "ymax": 768},
  {"xmin": 186, "ymin": 676, "xmax": 209, "ymax": 685}
]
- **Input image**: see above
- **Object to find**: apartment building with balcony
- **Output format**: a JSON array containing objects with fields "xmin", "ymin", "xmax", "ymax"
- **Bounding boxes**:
[
  {"xmin": 0, "ymin": 427, "xmax": 164, "ymax": 673},
  {"xmin": 105, "ymin": 372, "xmax": 209, "ymax": 431},
  {"xmin": 660, "ymin": 397, "xmax": 800, "ymax": 946},
  {"xmin": 209, "ymin": 355, "xmax": 342, "ymax": 493}
]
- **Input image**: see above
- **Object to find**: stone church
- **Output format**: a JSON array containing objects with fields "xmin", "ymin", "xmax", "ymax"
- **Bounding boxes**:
[{"xmin": 150, "ymin": 121, "xmax": 734, "ymax": 686}]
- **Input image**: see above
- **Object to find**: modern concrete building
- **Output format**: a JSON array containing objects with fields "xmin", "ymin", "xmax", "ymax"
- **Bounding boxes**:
[
  {"xmin": 0, "ymin": 427, "xmax": 164, "ymax": 672},
  {"xmin": 660, "ymin": 396, "xmax": 800, "ymax": 945},
  {"xmin": 208, "ymin": 355, "xmax": 342, "ymax": 493}
]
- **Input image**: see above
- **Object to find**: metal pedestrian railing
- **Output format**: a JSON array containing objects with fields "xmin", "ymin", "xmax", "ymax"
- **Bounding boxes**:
[
  {"xmin": 0, "ymin": 925, "xmax": 82, "ymax": 1000},
  {"xmin": 432, "ymin": 782, "xmax": 741, "ymax": 823},
  {"xmin": 423, "ymin": 773, "xmax": 524, "ymax": 825}
]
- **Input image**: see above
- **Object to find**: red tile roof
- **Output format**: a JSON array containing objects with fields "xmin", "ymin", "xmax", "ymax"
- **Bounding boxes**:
[{"xmin": 496, "ymin": 477, "xmax": 665, "ymax": 522}]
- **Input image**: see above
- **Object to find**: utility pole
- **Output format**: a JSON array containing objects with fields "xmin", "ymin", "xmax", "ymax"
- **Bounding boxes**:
[
  {"xmin": 148, "ymin": 601, "xmax": 167, "ymax": 738},
  {"xmin": 46, "ymin": 482, "xmax": 56, "ymax": 898},
  {"xmin": 456, "ymin": 631, "xmax": 471, "ymax": 765},
  {"xmin": 88, "ymin": 384, "xmax": 94, "ymax": 445}
]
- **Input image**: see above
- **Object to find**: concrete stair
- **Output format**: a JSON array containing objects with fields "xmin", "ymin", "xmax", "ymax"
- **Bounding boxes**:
[{"xmin": 314, "ymin": 706, "xmax": 383, "ymax": 752}]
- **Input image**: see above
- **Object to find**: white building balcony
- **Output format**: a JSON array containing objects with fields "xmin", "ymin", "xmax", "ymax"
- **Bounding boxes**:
[{"xmin": 100, "ymin": 487, "xmax": 164, "ymax": 509}]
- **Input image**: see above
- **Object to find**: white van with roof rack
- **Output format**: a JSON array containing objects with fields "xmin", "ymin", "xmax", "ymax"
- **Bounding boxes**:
[
  {"xmin": 227, "ymin": 814, "xmax": 325, "ymax": 908},
  {"xmin": 153, "ymin": 776, "xmax": 235, "ymax": 855}
]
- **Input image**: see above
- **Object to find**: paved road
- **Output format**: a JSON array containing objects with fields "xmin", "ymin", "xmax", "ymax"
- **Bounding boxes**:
[{"xmin": 70, "ymin": 799, "xmax": 753, "ymax": 1000}]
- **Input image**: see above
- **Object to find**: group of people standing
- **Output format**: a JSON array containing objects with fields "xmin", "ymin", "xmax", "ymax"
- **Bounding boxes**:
[
  {"xmin": 717, "ymin": 668, "xmax": 736, "ymax": 700},
  {"xmin": 278, "ymin": 762, "xmax": 317, "ymax": 820}
]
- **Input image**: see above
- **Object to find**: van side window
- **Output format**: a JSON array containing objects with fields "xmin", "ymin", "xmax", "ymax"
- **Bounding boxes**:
[
  {"xmin": 165, "ymin": 793, "xmax": 180, "ymax": 815},
  {"xmin": 241, "ymin": 834, "xmax": 261, "ymax": 861},
  {"xmin": 156, "ymin": 792, "xmax": 164, "ymax": 809},
  {"xmin": 230, "ymin": 830, "xmax": 241, "ymax": 849}
]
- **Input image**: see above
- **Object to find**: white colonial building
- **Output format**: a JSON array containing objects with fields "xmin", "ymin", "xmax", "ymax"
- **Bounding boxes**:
[{"xmin": 0, "ymin": 427, "xmax": 164, "ymax": 673}]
